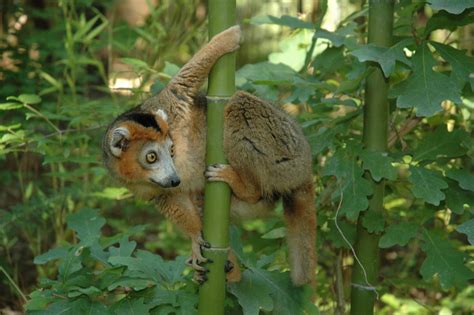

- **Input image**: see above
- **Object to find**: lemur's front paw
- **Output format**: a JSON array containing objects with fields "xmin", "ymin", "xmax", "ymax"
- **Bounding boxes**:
[
  {"xmin": 212, "ymin": 25, "xmax": 242, "ymax": 53},
  {"xmin": 205, "ymin": 163, "xmax": 232, "ymax": 183}
]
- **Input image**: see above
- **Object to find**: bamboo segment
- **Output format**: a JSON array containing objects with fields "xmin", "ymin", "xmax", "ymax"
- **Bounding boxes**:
[
  {"xmin": 197, "ymin": 1, "xmax": 236, "ymax": 314},
  {"xmin": 350, "ymin": 1, "xmax": 394, "ymax": 314}
]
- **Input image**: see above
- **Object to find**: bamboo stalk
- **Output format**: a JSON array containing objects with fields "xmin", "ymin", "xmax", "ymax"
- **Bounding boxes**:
[
  {"xmin": 197, "ymin": 1, "xmax": 236, "ymax": 314},
  {"xmin": 350, "ymin": 1, "xmax": 394, "ymax": 314}
]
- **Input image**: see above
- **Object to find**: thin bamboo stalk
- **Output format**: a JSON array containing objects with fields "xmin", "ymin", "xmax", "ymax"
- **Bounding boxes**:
[
  {"xmin": 350, "ymin": 1, "xmax": 394, "ymax": 314},
  {"xmin": 197, "ymin": 1, "xmax": 236, "ymax": 314}
]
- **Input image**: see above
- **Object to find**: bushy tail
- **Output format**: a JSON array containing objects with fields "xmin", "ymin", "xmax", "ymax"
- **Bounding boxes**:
[{"xmin": 283, "ymin": 182, "xmax": 317, "ymax": 286}]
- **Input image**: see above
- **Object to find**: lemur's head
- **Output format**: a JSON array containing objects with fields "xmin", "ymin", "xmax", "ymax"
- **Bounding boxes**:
[{"xmin": 103, "ymin": 109, "xmax": 180, "ymax": 193}]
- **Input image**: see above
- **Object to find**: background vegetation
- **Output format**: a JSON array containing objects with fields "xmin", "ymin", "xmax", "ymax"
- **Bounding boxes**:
[{"xmin": 1, "ymin": 0, "xmax": 473, "ymax": 314}]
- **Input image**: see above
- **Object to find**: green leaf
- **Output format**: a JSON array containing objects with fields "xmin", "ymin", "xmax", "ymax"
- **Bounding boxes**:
[
  {"xmin": 107, "ymin": 278, "xmax": 153, "ymax": 291},
  {"xmin": 236, "ymin": 62, "xmax": 297, "ymax": 87},
  {"xmin": 109, "ymin": 251, "xmax": 186, "ymax": 285},
  {"xmin": 379, "ymin": 223, "xmax": 419, "ymax": 248},
  {"xmin": 229, "ymin": 269, "xmax": 318, "ymax": 315},
  {"xmin": 362, "ymin": 210, "xmax": 385, "ymax": 233},
  {"xmin": 457, "ymin": 219, "xmax": 474, "ymax": 245},
  {"xmin": 391, "ymin": 43, "xmax": 461, "ymax": 117},
  {"xmin": 26, "ymin": 290, "xmax": 56, "ymax": 311},
  {"xmin": 67, "ymin": 286, "xmax": 101, "ymax": 298},
  {"xmin": 420, "ymin": 229, "xmax": 474, "ymax": 289},
  {"xmin": 0, "ymin": 102, "xmax": 22, "ymax": 110},
  {"xmin": 112, "ymin": 297, "xmax": 152, "ymax": 315},
  {"xmin": 67, "ymin": 208, "xmax": 106, "ymax": 246},
  {"xmin": 427, "ymin": 0, "xmax": 474, "ymax": 14},
  {"xmin": 93, "ymin": 187, "xmax": 131, "ymax": 200},
  {"xmin": 327, "ymin": 220, "xmax": 356, "ymax": 249},
  {"xmin": 351, "ymin": 40, "xmax": 411, "ymax": 77},
  {"xmin": 250, "ymin": 15, "xmax": 313, "ymax": 29},
  {"xmin": 109, "ymin": 237, "xmax": 137, "ymax": 257},
  {"xmin": 162, "ymin": 61, "xmax": 180, "ymax": 77},
  {"xmin": 18, "ymin": 94, "xmax": 41, "ymax": 104},
  {"xmin": 413, "ymin": 126, "xmax": 469, "ymax": 161},
  {"xmin": 228, "ymin": 269, "xmax": 274, "ymax": 315},
  {"xmin": 34, "ymin": 246, "xmax": 70, "ymax": 264},
  {"xmin": 431, "ymin": 42, "xmax": 474, "ymax": 89},
  {"xmin": 413, "ymin": 127, "xmax": 468, "ymax": 161},
  {"xmin": 425, "ymin": 10, "xmax": 474, "ymax": 35},
  {"xmin": 58, "ymin": 248, "xmax": 83, "ymax": 282},
  {"xmin": 323, "ymin": 148, "xmax": 373, "ymax": 220},
  {"xmin": 261, "ymin": 227, "xmax": 286, "ymax": 239},
  {"xmin": 446, "ymin": 169, "xmax": 474, "ymax": 192},
  {"xmin": 409, "ymin": 167, "xmax": 448, "ymax": 206},
  {"xmin": 315, "ymin": 23, "xmax": 357, "ymax": 48},
  {"xmin": 360, "ymin": 150, "xmax": 397, "ymax": 181},
  {"xmin": 445, "ymin": 180, "xmax": 474, "ymax": 214}
]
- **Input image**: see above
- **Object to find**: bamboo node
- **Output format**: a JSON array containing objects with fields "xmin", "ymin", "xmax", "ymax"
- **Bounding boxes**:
[
  {"xmin": 351, "ymin": 283, "xmax": 378, "ymax": 294},
  {"xmin": 202, "ymin": 246, "xmax": 230, "ymax": 252},
  {"xmin": 206, "ymin": 96, "xmax": 231, "ymax": 102}
]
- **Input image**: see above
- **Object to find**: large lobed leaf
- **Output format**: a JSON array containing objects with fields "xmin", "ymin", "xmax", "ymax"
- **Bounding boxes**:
[
  {"xmin": 67, "ymin": 208, "xmax": 106, "ymax": 247},
  {"xmin": 379, "ymin": 223, "xmax": 419, "ymax": 248},
  {"xmin": 456, "ymin": 219, "xmax": 474, "ymax": 245},
  {"xmin": 351, "ymin": 39, "xmax": 412, "ymax": 77},
  {"xmin": 391, "ymin": 43, "xmax": 461, "ymax": 117},
  {"xmin": 427, "ymin": 0, "xmax": 474, "ymax": 14},
  {"xmin": 323, "ymin": 148, "xmax": 373, "ymax": 221},
  {"xmin": 431, "ymin": 41, "xmax": 474, "ymax": 89},
  {"xmin": 413, "ymin": 127, "xmax": 468, "ymax": 161},
  {"xmin": 408, "ymin": 166, "xmax": 448, "ymax": 206},
  {"xmin": 420, "ymin": 229, "xmax": 474, "ymax": 289}
]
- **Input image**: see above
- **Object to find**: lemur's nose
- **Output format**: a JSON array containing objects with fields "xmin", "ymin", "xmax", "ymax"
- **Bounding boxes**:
[{"xmin": 171, "ymin": 178, "xmax": 181, "ymax": 187}]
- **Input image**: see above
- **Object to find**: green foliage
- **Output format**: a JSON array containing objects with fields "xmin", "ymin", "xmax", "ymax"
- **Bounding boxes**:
[
  {"xmin": 351, "ymin": 40, "xmax": 411, "ymax": 77},
  {"xmin": 27, "ymin": 208, "xmax": 199, "ymax": 314},
  {"xmin": 391, "ymin": 43, "xmax": 461, "ymax": 117},
  {"xmin": 420, "ymin": 229, "xmax": 474, "ymax": 289}
]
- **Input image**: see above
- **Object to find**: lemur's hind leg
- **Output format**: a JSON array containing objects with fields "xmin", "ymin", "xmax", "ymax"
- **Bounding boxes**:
[{"xmin": 205, "ymin": 163, "xmax": 261, "ymax": 204}]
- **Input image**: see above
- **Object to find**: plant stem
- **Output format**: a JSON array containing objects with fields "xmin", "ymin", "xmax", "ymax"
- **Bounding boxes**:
[
  {"xmin": 197, "ymin": 1, "xmax": 235, "ymax": 314},
  {"xmin": 350, "ymin": 1, "xmax": 394, "ymax": 314},
  {"xmin": 0, "ymin": 266, "xmax": 27, "ymax": 303}
]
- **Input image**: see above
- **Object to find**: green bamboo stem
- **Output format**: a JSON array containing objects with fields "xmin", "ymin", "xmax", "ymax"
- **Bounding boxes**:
[
  {"xmin": 197, "ymin": 1, "xmax": 236, "ymax": 314},
  {"xmin": 350, "ymin": 1, "xmax": 394, "ymax": 314}
]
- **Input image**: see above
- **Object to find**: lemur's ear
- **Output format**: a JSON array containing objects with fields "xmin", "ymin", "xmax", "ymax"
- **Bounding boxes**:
[
  {"xmin": 155, "ymin": 109, "xmax": 168, "ymax": 122},
  {"xmin": 110, "ymin": 127, "xmax": 130, "ymax": 157},
  {"xmin": 154, "ymin": 109, "xmax": 169, "ymax": 135}
]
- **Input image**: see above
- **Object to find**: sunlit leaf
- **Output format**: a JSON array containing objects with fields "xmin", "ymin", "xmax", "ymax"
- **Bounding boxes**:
[
  {"xmin": 427, "ymin": 0, "xmax": 474, "ymax": 14},
  {"xmin": 391, "ymin": 43, "xmax": 461, "ymax": 117},
  {"xmin": 408, "ymin": 167, "xmax": 448, "ymax": 206},
  {"xmin": 379, "ymin": 223, "xmax": 419, "ymax": 248},
  {"xmin": 420, "ymin": 229, "xmax": 474, "ymax": 289},
  {"xmin": 456, "ymin": 219, "xmax": 474, "ymax": 245}
]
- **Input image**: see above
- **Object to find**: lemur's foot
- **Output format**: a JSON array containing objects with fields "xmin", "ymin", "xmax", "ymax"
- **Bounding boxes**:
[
  {"xmin": 192, "ymin": 259, "xmax": 238, "ymax": 285},
  {"xmin": 225, "ymin": 260, "xmax": 234, "ymax": 273},
  {"xmin": 187, "ymin": 235, "xmax": 211, "ymax": 272},
  {"xmin": 194, "ymin": 269, "xmax": 208, "ymax": 285},
  {"xmin": 212, "ymin": 25, "xmax": 242, "ymax": 53},
  {"xmin": 205, "ymin": 163, "xmax": 235, "ymax": 184}
]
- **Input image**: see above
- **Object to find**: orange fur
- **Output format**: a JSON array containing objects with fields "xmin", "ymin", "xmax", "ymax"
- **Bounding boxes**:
[{"xmin": 115, "ymin": 121, "xmax": 168, "ymax": 181}]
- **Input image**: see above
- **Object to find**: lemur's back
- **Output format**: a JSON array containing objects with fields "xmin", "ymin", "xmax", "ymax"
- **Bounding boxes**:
[{"xmin": 224, "ymin": 91, "xmax": 312, "ymax": 198}]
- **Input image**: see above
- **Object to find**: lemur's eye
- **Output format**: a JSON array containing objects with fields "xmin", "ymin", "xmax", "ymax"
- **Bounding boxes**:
[
  {"xmin": 170, "ymin": 144, "xmax": 175, "ymax": 157},
  {"xmin": 146, "ymin": 152, "xmax": 158, "ymax": 163}
]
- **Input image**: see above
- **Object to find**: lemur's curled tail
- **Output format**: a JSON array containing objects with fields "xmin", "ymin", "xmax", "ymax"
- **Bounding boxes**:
[{"xmin": 283, "ymin": 182, "xmax": 317, "ymax": 286}]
